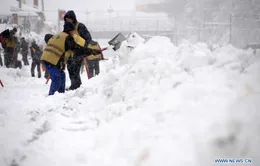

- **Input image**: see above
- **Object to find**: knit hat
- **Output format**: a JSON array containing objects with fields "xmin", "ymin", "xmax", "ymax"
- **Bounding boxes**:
[
  {"xmin": 44, "ymin": 34, "xmax": 53, "ymax": 44},
  {"xmin": 0, "ymin": 29, "xmax": 10, "ymax": 38},
  {"xmin": 13, "ymin": 27, "xmax": 17, "ymax": 33},
  {"xmin": 63, "ymin": 22, "xmax": 75, "ymax": 32}
]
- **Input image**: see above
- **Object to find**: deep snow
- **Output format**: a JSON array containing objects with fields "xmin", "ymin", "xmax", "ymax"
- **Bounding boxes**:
[{"xmin": 0, "ymin": 34, "xmax": 260, "ymax": 166}]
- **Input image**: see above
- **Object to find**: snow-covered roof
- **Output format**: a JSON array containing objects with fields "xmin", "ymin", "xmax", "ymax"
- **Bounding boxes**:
[
  {"xmin": 21, "ymin": 4, "xmax": 41, "ymax": 13},
  {"xmin": 0, "ymin": 1, "xmax": 40, "ymax": 16},
  {"xmin": 13, "ymin": 11, "xmax": 38, "ymax": 17}
]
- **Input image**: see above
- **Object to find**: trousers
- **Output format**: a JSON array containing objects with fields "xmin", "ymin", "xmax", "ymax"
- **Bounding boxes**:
[{"xmin": 44, "ymin": 62, "xmax": 65, "ymax": 95}]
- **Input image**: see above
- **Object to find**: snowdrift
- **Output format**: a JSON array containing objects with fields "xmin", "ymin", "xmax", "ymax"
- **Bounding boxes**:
[{"xmin": 0, "ymin": 36, "xmax": 260, "ymax": 166}]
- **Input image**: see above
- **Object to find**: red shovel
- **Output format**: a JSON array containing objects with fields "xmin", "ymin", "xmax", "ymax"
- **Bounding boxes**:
[
  {"xmin": 45, "ymin": 76, "xmax": 50, "ymax": 84},
  {"xmin": 0, "ymin": 79, "xmax": 4, "ymax": 87}
]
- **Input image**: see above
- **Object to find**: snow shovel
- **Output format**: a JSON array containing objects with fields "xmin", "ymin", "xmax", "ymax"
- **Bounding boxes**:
[
  {"xmin": 99, "ymin": 32, "xmax": 126, "ymax": 52},
  {"xmin": 0, "ymin": 79, "xmax": 4, "ymax": 87},
  {"xmin": 108, "ymin": 32, "xmax": 126, "ymax": 51}
]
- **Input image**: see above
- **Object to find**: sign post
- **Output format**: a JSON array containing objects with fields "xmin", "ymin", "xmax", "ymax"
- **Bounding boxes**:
[{"xmin": 58, "ymin": 9, "xmax": 66, "ymax": 32}]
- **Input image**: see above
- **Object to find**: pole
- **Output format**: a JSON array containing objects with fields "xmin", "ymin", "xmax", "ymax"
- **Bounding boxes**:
[
  {"xmin": 58, "ymin": 9, "xmax": 60, "ymax": 32},
  {"xmin": 41, "ymin": 0, "xmax": 45, "ymax": 11},
  {"xmin": 175, "ymin": 16, "xmax": 178, "ymax": 46},
  {"xmin": 229, "ymin": 13, "xmax": 232, "ymax": 44},
  {"xmin": 156, "ymin": 20, "xmax": 159, "ymax": 35},
  {"xmin": 107, "ymin": 5, "xmax": 113, "ymax": 20},
  {"xmin": 19, "ymin": 0, "xmax": 22, "ymax": 9},
  {"xmin": 0, "ymin": 79, "xmax": 4, "ymax": 87}
]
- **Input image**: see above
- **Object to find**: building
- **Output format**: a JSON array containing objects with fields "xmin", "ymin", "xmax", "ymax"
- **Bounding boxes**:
[{"xmin": 0, "ymin": 0, "xmax": 45, "ymax": 33}]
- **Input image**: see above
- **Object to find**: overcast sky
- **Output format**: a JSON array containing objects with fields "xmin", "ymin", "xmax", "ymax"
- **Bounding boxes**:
[
  {"xmin": 44, "ymin": 0, "xmax": 136, "ymax": 22},
  {"xmin": 44, "ymin": 0, "xmax": 135, "ymax": 11},
  {"xmin": 0, "ymin": 0, "xmax": 166, "ymax": 26}
]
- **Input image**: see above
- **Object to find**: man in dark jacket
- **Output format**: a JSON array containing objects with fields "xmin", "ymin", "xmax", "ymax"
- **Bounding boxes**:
[
  {"xmin": 30, "ymin": 41, "xmax": 42, "ymax": 78},
  {"xmin": 20, "ymin": 37, "xmax": 29, "ymax": 65},
  {"xmin": 64, "ymin": 10, "xmax": 92, "ymax": 90}
]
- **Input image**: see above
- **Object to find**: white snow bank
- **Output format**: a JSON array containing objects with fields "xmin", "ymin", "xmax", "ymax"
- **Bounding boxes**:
[{"xmin": 0, "ymin": 36, "xmax": 259, "ymax": 166}]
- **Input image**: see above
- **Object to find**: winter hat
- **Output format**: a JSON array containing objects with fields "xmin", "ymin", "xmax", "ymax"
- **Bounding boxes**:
[
  {"xmin": 44, "ymin": 34, "xmax": 53, "ymax": 44},
  {"xmin": 64, "ymin": 10, "xmax": 77, "ymax": 23},
  {"xmin": 13, "ymin": 27, "xmax": 17, "ymax": 33},
  {"xmin": 63, "ymin": 22, "xmax": 75, "ymax": 32},
  {"xmin": 0, "ymin": 29, "xmax": 10, "ymax": 38}
]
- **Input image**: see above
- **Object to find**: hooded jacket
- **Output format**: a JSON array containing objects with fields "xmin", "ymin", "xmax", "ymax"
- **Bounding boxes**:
[
  {"xmin": 0, "ymin": 30, "xmax": 10, "ymax": 48},
  {"xmin": 64, "ymin": 10, "xmax": 92, "ymax": 57},
  {"xmin": 0, "ymin": 29, "xmax": 10, "ymax": 38}
]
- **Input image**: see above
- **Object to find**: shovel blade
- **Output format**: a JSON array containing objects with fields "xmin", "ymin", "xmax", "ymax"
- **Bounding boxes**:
[{"xmin": 108, "ymin": 32, "xmax": 126, "ymax": 51}]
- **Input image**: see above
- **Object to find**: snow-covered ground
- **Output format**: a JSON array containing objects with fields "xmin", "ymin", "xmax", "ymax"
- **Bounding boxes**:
[{"xmin": 0, "ymin": 35, "xmax": 260, "ymax": 166}]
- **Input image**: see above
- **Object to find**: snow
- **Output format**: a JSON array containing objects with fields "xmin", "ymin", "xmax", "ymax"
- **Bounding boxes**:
[
  {"xmin": 0, "ymin": 33, "xmax": 260, "ymax": 166},
  {"xmin": 0, "ymin": 0, "xmax": 41, "ymax": 16}
]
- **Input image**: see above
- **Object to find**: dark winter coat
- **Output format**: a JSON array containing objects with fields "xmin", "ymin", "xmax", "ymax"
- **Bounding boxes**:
[
  {"xmin": 20, "ymin": 39, "xmax": 29, "ymax": 54},
  {"xmin": 64, "ymin": 10, "xmax": 92, "ymax": 57},
  {"xmin": 0, "ymin": 29, "xmax": 10, "ymax": 40},
  {"xmin": 30, "ymin": 43, "xmax": 42, "ymax": 62}
]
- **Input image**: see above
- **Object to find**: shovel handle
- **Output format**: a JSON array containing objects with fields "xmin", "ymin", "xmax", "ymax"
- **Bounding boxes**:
[
  {"xmin": 0, "ymin": 79, "xmax": 4, "ymax": 87},
  {"xmin": 83, "ymin": 57, "xmax": 90, "ymax": 79},
  {"xmin": 45, "ymin": 76, "xmax": 50, "ymax": 84},
  {"xmin": 99, "ymin": 47, "xmax": 108, "ymax": 52}
]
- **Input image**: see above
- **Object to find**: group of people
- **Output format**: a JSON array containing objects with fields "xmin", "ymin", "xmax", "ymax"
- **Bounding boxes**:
[
  {"xmin": 0, "ymin": 27, "xmax": 22, "ymax": 69},
  {"xmin": 0, "ymin": 10, "xmax": 103, "ymax": 95},
  {"xmin": 40, "ymin": 10, "xmax": 102, "ymax": 95},
  {"xmin": 42, "ymin": 10, "xmax": 105, "ymax": 95},
  {"xmin": 0, "ymin": 27, "xmax": 43, "ymax": 78}
]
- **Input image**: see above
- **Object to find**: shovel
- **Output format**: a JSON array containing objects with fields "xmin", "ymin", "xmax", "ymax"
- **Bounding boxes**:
[
  {"xmin": 45, "ymin": 76, "xmax": 50, "ymax": 84},
  {"xmin": 99, "ymin": 32, "xmax": 126, "ymax": 53},
  {"xmin": 0, "ymin": 79, "xmax": 4, "ymax": 87}
]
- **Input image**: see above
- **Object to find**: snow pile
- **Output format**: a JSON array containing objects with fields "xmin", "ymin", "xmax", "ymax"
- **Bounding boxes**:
[
  {"xmin": 0, "ymin": 36, "xmax": 260, "ymax": 166},
  {"xmin": 125, "ymin": 32, "xmax": 145, "ymax": 47}
]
